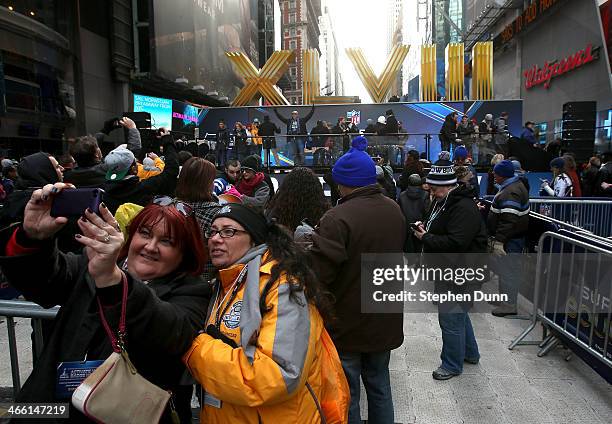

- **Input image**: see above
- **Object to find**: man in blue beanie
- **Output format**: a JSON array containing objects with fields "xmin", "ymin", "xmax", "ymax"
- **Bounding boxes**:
[
  {"xmin": 309, "ymin": 136, "xmax": 406, "ymax": 424},
  {"xmin": 487, "ymin": 159, "xmax": 529, "ymax": 316},
  {"xmin": 454, "ymin": 146, "xmax": 479, "ymax": 197}
]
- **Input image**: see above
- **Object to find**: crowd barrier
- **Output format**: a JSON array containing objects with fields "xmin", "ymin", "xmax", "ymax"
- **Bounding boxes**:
[
  {"xmin": 187, "ymin": 132, "xmax": 515, "ymax": 169},
  {"xmin": 508, "ymin": 230, "xmax": 612, "ymax": 383},
  {"xmin": 530, "ymin": 198, "xmax": 612, "ymax": 238},
  {"xmin": 0, "ymin": 300, "xmax": 59, "ymax": 398}
]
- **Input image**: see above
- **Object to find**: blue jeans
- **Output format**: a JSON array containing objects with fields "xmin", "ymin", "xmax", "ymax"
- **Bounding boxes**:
[
  {"xmin": 496, "ymin": 237, "xmax": 525, "ymax": 305},
  {"xmin": 287, "ymin": 136, "xmax": 305, "ymax": 165},
  {"xmin": 339, "ymin": 351, "xmax": 394, "ymax": 424},
  {"xmin": 438, "ymin": 305, "xmax": 480, "ymax": 374}
]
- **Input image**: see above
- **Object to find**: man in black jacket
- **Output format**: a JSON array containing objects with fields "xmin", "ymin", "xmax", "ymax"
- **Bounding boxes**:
[
  {"xmin": 597, "ymin": 151, "xmax": 612, "ymax": 197},
  {"xmin": 274, "ymin": 105, "xmax": 315, "ymax": 165},
  {"xmin": 486, "ymin": 159, "xmax": 529, "ymax": 317},
  {"xmin": 64, "ymin": 117, "xmax": 141, "ymax": 188},
  {"xmin": 413, "ymin": 161, "xmax": 487, "ymax": 380},
  {"xmin": 103, "ymin": 130, "xmax": 179, "ymax": 214},
  {"xmin": 258, "ymin": 115, "xmax": 281, "ymax": 167},
  {"xmin": 215, "ymin": 120, "xmax": 231, "ymax": 168},
  {"xmin": 439, "ymin": 112, "xmax": 458, "ymax": 153}
]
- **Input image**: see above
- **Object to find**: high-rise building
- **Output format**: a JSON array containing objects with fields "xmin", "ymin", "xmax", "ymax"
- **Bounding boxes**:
[
  {"xmin": 318, "ymin": 2, "xmax": 344, "ymax": 97},
  {"xmin": 402, "ymin": 0, "xmax": 433, "ymax": 100},
  {"xmin": 279, "ymin": 0, "xmax": 322, "ymax": 105}
]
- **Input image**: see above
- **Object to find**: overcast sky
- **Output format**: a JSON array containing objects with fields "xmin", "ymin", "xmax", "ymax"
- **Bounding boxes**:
[{"xmin": 325, "ymin": 0, "xmax": 389, "ymax": 102}]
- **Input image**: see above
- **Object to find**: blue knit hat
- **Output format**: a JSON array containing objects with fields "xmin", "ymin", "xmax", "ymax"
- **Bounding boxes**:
[
  {"xmin": 550, "ymin": 157, "xmax": 565, "ymax": 169},
  {"xmin": 493, "ymin": 159, "xmax": 515, "ymax": 178},
  {"xmin": 332, "ymin": 136, "xmax": 376, "ymax": 187},
  {"xmin": 454, "ymin": 145, "xmax": 468, "ymax": 159}
]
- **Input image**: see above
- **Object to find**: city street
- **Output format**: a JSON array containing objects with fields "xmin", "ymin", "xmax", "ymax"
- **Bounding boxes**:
[{"xmin": 2, "ymin": 307, "xmax": 611, "ymax": 423}]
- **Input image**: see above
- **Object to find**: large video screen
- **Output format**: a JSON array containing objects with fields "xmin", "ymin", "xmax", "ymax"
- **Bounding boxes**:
[
  {"xmin": 172, "ymin": 100, "xmax": 200, "ymax": 134},
  {"xmin": 133, "ymin": 94, "xmax": 172, "ymax": 129},
  {"xmin": 152, "ymin": 0, "xmax": 259, "ymax": 100}
]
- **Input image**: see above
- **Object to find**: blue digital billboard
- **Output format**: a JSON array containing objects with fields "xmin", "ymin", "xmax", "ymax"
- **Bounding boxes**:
[{"xmin": 133, "ymin": 94, "xmax": 172, "ymax": 130}]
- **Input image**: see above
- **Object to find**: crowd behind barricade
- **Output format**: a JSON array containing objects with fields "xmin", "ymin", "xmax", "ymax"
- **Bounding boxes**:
[{"xmin": 0, "ymin": 112, "xmax": 610, "ymax": 424}]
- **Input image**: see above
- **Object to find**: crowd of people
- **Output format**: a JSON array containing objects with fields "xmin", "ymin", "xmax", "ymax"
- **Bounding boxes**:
[
  {"xmin": 0, "ymin": 114, "xmax": 611, "ymax": 424},
  {"xmin": 209, "ymin": 107, "xmax": 407, "ymax": 168}
]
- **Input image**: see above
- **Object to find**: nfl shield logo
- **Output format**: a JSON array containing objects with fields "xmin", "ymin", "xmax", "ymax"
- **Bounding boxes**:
[{"xmin": 347, "ymin": 110, "xmax": 361, "ymax": 126}]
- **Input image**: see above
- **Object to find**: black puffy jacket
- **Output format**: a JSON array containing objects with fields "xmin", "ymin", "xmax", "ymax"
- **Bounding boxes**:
[{"xmin": 421, "ymin": 184, "xmax": 487, "ymax": 254}]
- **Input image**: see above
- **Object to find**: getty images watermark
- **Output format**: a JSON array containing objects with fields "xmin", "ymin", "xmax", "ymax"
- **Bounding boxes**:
[
  {"xmin": 370, "ymin": 263, "xmax": 503, "ymax": 305},
  {"xmin": 361, "ymin": 253, "xmax": 536, "ymax": 314},
  {"xmin": 361, "ymin": 253, "xmax": 612, "ymax": 315}
]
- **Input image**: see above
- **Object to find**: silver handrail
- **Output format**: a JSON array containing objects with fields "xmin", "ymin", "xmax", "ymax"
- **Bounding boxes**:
[{"xmin": 0, "ymin": 300, "xmax": 59, "ymax": 398}]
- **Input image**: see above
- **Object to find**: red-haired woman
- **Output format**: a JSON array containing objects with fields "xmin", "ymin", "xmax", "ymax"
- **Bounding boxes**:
[{"xmin": 0, "ymin": 182, "xmax": 211, "ymax": 423}]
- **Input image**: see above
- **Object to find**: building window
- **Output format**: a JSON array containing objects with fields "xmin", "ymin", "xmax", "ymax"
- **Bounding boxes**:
[
  {"xmin": 289, "ymin": 13, "xmax": 296, "ymax": 23},
  {"xmin": 289, "ymin": 40, "xmax": 297, "ymax": 50},
  {"xmin": 289, "ymin": 67, "xmax": 297, "ymax": 77},
  {"xmin": 290, "ymin": 28, "xmax": 296, "ymax": 37},
  {"xmin": 289, "ymin": 0, "xmax": 297, "ymax": 10}
]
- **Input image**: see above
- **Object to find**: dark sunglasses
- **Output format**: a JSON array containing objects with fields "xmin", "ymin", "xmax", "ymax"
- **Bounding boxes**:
[{"xmin": 152, "ymin": 196, "xmax": 194, "ymax": 217}]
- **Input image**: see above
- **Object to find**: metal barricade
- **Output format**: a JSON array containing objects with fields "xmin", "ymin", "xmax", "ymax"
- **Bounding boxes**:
[
  {"xmin": 0, "ymin": 300, "xmax": 59, "ymax": 398},
  {"xmin": 509, "ymin": 231, "xmax": 612, "ymax": 377},
  {"xmin": 529, "ymin": 198, "xmax": 612, "ymax": 238}
]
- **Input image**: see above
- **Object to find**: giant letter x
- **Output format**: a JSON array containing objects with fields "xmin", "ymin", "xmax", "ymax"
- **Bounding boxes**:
[{"xmin": 226, "ymin": 51, "xmax": 296, "ymax": 106}]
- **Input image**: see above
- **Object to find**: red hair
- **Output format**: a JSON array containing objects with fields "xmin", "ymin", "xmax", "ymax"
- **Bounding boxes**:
[{"xmin": 119, "ymin": 204, "xmax": 207, "ymax": 276}]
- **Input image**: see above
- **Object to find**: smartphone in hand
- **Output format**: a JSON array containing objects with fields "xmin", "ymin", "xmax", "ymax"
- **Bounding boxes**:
[{"xmin": 50, "ymin": 188, "xmax": 105, "ymax": 218}]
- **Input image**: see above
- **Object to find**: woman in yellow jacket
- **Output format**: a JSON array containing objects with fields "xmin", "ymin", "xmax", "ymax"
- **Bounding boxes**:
[{"xmin": 184, "ymin": 204, "xmax": 333, "ymax": 423}]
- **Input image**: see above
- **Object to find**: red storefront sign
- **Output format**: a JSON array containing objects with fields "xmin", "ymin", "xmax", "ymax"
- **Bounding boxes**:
[{"xmin": 523, "ymin": 44, "xmax": 600, "ymax": 90}]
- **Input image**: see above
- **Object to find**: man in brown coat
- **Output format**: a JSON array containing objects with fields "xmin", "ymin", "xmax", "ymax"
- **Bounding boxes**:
[{"xmin": 309, "ymin": 136, "xmax": 405, "ymax": 424}]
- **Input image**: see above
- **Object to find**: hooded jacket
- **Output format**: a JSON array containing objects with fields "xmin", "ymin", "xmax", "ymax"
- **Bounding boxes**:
[
  {"xmin": 184, "ymin": 248, "xmax": 324, "ymax": 423},
  {"xmin": 0, "ymin": 225, "xmax": 210, "ymax": 423},
  {"xmin": 0, "ymin": 153, "xmax": 60, "ymax": 226},
  {"xmin": 309, "ymin": 185, "xmax": 406, "ymax": 352},
  {"xmin": 487, "ymin": 176, "xmax": 529, "ymax": 243}
]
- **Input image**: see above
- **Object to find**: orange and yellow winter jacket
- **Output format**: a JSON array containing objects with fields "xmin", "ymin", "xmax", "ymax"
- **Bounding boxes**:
[{"xmin": 184, "ymin": 248, "xmax": 325, "ymax": 423}]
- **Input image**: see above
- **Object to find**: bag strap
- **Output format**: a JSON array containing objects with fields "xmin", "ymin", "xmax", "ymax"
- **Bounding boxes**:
[
  {"xmin": 96, "ymin": 272, "xmax": 128, "ymax": 353},
  {"xmin": 305, "ymin": 382, "xmax": 327, "ymax": 424}
]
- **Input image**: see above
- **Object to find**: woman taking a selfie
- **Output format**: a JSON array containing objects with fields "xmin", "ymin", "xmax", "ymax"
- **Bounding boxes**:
[
  {"xmin": 0, "ymin": 183, "xmax": 210, "ymax": 423},
  {"xmin": 184, "ymin": 204, "xmax": 336, "ymax": 423}
]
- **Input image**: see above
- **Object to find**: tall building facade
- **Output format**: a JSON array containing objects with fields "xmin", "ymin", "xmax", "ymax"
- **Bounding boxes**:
[
  {"xmin": 318, "ymin": 2, "xmax": 344, "ymax": 97},
  {"xmin": 402, "ymin": 0, "xmax": 433, "ymax": 100},
  {"xmin": 279, "ymin": 0, "xmax": 322, "ymax": 104},
  {"xmin": 463, "ymin": 0, "xmax": 611, "ymax": 153}
]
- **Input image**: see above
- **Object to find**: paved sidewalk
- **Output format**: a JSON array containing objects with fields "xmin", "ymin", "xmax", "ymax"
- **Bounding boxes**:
[
  {"xmin": 2, "ymin": 311, "xmax": 612, "ymax": 423},
  {"xmin": 363, "ymin": 311, "xmax": 612, "ymax": 424}
]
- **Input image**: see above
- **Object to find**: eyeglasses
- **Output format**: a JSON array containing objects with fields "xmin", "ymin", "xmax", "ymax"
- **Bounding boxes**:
[
  {"xmin": 152, "ymin": 196, "xmax": 193, "ymax": 217},
  {"xmin": 205, "ymin": 228, "xmax": 248, "ymax": 239}
]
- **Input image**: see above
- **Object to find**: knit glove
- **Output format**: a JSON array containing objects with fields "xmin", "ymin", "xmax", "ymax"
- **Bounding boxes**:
[{"xmin": 490, "ymin": 240, "xmax": 507, "ymax": 257}]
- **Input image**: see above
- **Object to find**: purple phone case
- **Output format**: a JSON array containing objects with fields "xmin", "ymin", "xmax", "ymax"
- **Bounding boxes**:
[{"xmin": 50, "ymin": 188, "xmax": 105, "ymax": 217}]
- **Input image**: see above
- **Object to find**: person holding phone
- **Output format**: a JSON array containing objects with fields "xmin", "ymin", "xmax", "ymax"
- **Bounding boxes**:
[
  {"xmin": 0, "ymin": 184, "xmax": 211, "ymax": 423},
  {"xmin": 102, "ymin": 128, "xmax": 179, "ymax": 214},
  {"xmin": 412, "ymin": 160, "xmax": 487, "ymax": 381}
]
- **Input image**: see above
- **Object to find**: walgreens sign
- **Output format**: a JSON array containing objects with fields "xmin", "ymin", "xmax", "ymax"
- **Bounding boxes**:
[{"xmin": 523, "ymin": 44, "xmax": 600, "ymax": 90}]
